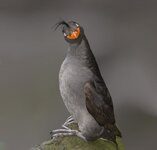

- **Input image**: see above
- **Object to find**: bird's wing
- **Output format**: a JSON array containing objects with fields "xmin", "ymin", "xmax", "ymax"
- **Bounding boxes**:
[{"xmin": 84, "ymin": 80, "xmax": 115, "ymax": 126}]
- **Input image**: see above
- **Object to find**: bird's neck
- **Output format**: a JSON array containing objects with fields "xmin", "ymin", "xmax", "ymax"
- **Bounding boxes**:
[
  {"xmin": 67, "ymin": 36, "xmax": 91, "ymax": 60},
  {"xmin": 66, "ymin": 36, "xmax": 104, "ymax": 81}
]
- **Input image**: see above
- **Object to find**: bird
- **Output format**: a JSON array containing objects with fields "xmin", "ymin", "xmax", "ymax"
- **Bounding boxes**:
[{"xmin": 52, "ymin": 20, "xmax": 122, "ymax": 147}]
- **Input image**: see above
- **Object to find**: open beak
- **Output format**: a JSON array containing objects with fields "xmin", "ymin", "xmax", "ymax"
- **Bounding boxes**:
[{"xmin": 67, "ymin": 27, "xmax": 80, "ymax": 39}]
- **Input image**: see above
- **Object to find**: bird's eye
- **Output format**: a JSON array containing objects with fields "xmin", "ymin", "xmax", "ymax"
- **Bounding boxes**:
[{"xmin": 67, "ymin": 27, "xmax": 80, "ymax": 39}]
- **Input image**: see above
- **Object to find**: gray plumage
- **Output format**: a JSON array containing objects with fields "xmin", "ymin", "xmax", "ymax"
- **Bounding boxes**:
[{"xmin": 58, "ymin": 21, "xmax": 121, "ymax": 143}]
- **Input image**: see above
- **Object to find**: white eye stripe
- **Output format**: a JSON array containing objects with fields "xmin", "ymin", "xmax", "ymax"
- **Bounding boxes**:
[
  {"xmin": 75, "ymin": 23, "xmax": 79, "ymax": 27},
  {"xmin": 63, "ymin": 33, "xmax": 67, "ymax": 36}
]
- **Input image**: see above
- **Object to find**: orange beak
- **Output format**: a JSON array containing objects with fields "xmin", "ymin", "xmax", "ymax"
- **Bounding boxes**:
[{"xmin": 67, "ymin": 27, "xmax": 80, "ymax": 39}]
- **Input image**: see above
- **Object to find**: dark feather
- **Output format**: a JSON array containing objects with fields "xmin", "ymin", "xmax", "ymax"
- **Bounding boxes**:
[
  {"xmin": 51, "ymin": 20, "xmax": 70, "ymax": 31},
  {"xmin": 84, "ymin": 80, "xmax": 121, "ymax": 138},
  {"xmin": 84, "ymin": 81, "xmax": 115, "ymax": 125}
]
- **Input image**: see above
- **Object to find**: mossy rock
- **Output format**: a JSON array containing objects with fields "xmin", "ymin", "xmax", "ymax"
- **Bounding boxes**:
[{"xmin": 31, "ymin": 123, "xmax": 125, "ymax": 150}]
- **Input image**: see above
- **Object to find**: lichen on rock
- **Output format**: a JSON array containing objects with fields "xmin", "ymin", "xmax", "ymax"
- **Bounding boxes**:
[{"xmin": 31, "ymin": 123, "xmax": 125, "ymax": 150}]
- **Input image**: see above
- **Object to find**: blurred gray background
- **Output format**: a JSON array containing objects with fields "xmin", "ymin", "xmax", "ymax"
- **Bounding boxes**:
[{"xmin": 0, "ymin": 0, "xmax": 157, "ymax": 150}]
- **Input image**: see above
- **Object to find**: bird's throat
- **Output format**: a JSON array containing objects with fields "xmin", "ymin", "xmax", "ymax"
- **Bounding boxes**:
[{"xmin": 67, "ymin": 36, "xmax": 91, "ymax": 58}]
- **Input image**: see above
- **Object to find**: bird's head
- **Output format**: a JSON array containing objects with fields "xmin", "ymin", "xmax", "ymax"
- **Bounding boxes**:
[{"xmin": 55, "ymin": 20, "xmax": 84, "ymax": 44}]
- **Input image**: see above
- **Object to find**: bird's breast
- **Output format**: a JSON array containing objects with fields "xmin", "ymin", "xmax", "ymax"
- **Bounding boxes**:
[
  {"xmin": 59, "ymin": 58, "xmax": 93, "ymax": 90},
  {"xmin": 59, "ymin": 58, "xmax": 93, "ymax": 119},
  {"xmin": 59, "ymin": 57, "xmax": 103, "ymax": 139}
]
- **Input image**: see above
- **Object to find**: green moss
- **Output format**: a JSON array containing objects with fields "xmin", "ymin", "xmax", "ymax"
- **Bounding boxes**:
[{"xmin": 31, "ymin": 123, "xmax": 125, "ymax": 150}]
